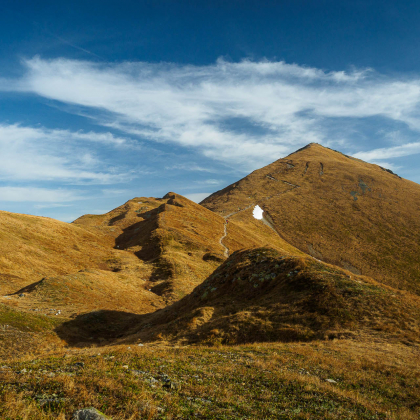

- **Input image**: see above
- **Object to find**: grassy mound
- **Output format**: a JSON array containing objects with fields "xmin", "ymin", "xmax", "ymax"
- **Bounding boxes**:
[
  {"xmin": 127, "ymin": 247, "xmax": 420, "ymax": 345},
  {"xmin": 0, "ymin": 303, "xmax": 64, "ymax": 357}
]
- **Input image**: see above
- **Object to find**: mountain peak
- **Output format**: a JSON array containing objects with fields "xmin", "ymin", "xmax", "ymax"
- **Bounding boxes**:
[
  {"xmin": 201, "ymin": 144, "xmax": 420, "ymax": 295},
  {"xmin": 287, "ymin": 142, "xmax": 348, "ymax": 159}
]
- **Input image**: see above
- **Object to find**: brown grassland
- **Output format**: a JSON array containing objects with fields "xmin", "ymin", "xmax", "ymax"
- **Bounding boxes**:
[
  {"xmin": 0, "ymin": 144, "xmax": 419, "ymax": 419},
  {"xmin": 201, "ymin": 143, "xmax": 420, "ymax": 295},
  {"xmin": 0, "ymin": 341, "xmax": 419, "ymax": 419}
]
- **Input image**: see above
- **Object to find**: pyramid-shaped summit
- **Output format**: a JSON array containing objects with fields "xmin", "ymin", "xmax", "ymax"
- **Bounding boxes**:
[{"xmin": 201, "ymin": 143, "xmax": 420, "ymax": 295}]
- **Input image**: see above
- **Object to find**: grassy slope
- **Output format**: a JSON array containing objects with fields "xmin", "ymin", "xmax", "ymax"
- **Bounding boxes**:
[
  {"xmin": 112, "ymin": 247, "xmax": 420, "ymax": 346},
  {"xmin": 0, "ymin": 192, "xmax": 302, "ymax": 358},
  {"xmin": 0, "ymin": 341, "xmax": 419, "ymax": 419},
  {"xmin": 0, "ymin": 211, "xmax": 116, "ymax": 294},
  {"xmin": 0, "ymin": 303, "xmax": 64, "ymax": 357},
  {"xmin": 74, "ymin": 193, "xmax": 297, "ymax": 302},
  {"xmin": 0, "ymin": 156, "xmax": 419, "ymax": 419},
  {"xmin": 201, "ymin": 143, "xmax": 420, "ymax": 295}
]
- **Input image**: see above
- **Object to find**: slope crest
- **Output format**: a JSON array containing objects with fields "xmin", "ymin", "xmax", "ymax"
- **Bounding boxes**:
[{"xmin": 125, "ymin": 247, "xmax": 420, "ymax": 345}]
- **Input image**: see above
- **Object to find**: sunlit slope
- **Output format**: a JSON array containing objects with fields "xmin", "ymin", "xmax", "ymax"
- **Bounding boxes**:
[
  {"xmin": 0, "ymin": 209, "xmax": 167, "ymax": 322},
  {"xmin": 201, "ymin": 143, "xmax": 420, "ymax": 295},
  {"xmin": 74, "ymin": 193, "xmax": 297, "ymax": 301},
  {"xmin": 0, "ymin": 210, "xmax": 116, "ymax": 294},
  {"xmin": 116, "ymin": 247, "xmax": 420, "ymax": 346}
]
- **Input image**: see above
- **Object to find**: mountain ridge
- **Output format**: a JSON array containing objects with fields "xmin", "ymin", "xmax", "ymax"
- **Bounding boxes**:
[
  {"xmin": 1, "ymin": 143, "xmax": 420, "ymax": 419},
  {"xmin": 0, "ymin": 142, "xmax": 419, "ymax": 354}
]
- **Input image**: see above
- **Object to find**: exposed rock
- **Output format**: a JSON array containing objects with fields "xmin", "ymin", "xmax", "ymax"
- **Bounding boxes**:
[
  {"xmin": 73, "ymin": 362, "xmax": 85, "ymax": 368},
  {"xmin": 72, "ymin": 407, "xmax": 111, "ymax": 420},
  {"xmin": 163, "ymin": 380, "xmax": 180, "ymax": 390}
]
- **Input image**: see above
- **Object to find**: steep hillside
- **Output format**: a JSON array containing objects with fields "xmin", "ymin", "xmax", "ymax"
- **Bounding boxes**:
[
  {"xmin": 0, "ymin": 191, "xmax": 302, "ymax": 356},
  {"xmin": 201, "ymin": 143, "xmax": 420, "ymax": 295},
  {"xmin": 74, "ymin": 193, "xmax": 298, "ymax": 301},
  {"xmin": 105, "ymin": 247, "xmax": 420, "ymax": 346}
]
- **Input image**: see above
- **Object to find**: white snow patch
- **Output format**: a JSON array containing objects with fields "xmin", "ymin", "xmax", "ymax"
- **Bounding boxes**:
[{"xmin": 253, "ymin": 205, "xmax": 264, "ymax": 220}]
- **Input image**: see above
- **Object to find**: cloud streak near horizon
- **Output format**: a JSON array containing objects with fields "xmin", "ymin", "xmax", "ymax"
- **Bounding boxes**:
[
  {"xmin": 0, "ymin": 123, "xmax": 138, "ymax": 184},
  {"xmin": 2, "ymin": 57, "xmax": 420, "ymax": 212}
]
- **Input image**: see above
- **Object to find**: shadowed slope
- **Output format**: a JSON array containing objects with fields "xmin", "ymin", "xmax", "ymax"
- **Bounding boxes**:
[
  {"xmin": 0, "ymin": 191, "xmax": 301, "ymax": 357},
  {"xmin": 74, "ymin": 193, "xmax": 298, "ymax": 302},
  {"xmin": 201, "ymin": 143, "xmax": 420, "ymax": 295},
  {"xmin": 114, "ymin": 247, "xmax": 420, "ymax": 346}
]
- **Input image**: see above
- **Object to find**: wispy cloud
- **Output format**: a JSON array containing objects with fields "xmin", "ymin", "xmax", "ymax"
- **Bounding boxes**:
[
  {"xmin": 0, "ymin": 123, "xmax": 138, "ymax": 184},
  {"xmin": 165, "ymin": 163, "xmax": 218, "ymax": 173},
  {"xmin": 195, "ymin": 179, "xmax": 222, "ymax": 185},
  {"xmin": 4, "ymin": 56, "xmax": 420, "ymax": 170},
  {"xmin": 0, "ymin": 187, "xmax": 81, "ymax": 202},
  {"xmin": 353, "ymin": 142, "xmax": 420, "ymax": 161}
]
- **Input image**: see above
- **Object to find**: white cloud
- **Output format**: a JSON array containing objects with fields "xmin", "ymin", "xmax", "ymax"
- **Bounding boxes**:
[
  {"xmin": 165, "ymin": 163, "xmax": 218, "ymax": 173},
  {"xmin": 353, "ymin": 142, "xmax": 420, "ymax": 161},
  {"xmin": 369, "ymin": 161, "xmax": 402, "ymax": 172},
  {"xmin": 195, "ymin": 179, "xmax": 222, "ymax": 185},
  {"xmin": 34, "ymin": 203, "xmax": 73, "ymax": 209},
  {"xmin": 4, "ymin": 57, "xmax": 420, "ymax": 170},
  {"xmin": 0, "ymin": 123, "xmax": 136, "ymax": 184},
  {"xmin": 0, "ymin": 187, "xmax": 81, "ymax": 202}
]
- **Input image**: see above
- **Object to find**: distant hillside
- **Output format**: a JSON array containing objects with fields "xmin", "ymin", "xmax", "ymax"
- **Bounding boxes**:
[
  {"xmin": 201, "ymin": 143, "xmax": 420, "ymax": 295},
  {"xmin": 1, "ymin": 148, "xmax": 420, "ymax": 420},
  {"xmin": 2, "ymin": 144, "xmax": 420, "ymax": 356},
  {"xmin": 0, "ymin": 210, "xmax": 115, "ymax": 294}
]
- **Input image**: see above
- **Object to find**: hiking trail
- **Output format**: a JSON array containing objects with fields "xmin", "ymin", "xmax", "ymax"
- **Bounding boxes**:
[{"xmin": 219, "ymin": 219, "xmax": 229, "ymax": 257}]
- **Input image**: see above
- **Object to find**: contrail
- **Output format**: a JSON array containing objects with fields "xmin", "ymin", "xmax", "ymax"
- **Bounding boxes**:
[
  {"xmin": 47, "ymin": 32, "xmax": 103, "ymax": 59},
  {"xmin": 0, "ymin": 5, "xmax": 103, "ymax": 59}
]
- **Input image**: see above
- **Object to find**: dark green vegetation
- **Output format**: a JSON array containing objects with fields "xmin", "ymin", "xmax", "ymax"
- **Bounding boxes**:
[{"xmin": 0, "ymin": 304, "xmax": 62, "ymax": 333}]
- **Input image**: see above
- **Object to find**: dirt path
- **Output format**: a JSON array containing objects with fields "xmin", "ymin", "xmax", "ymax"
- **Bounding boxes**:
[
  {"xmin": 219, "ymin": 220, "xmax": 229, "ymax": 257},
  {"xmin": 218, "ymin": 181, "xmax": 301, "ymax": 257}
]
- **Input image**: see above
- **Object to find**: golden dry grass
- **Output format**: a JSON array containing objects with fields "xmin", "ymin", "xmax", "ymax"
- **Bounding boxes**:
[
  {"xmin": 0, "ymin": 340, "xmax": 418, "ymax": 419},
  {"xmin": 0, "ymin": 192, "xmax": 301, "ymax": 358},
  {"xmin": 1, "ymin": 144, "xmax": 420, "ymax": 419},
  {"xmin": 74, "ymin": 193, "xmax": 295, "ymax": 303},
  {"xmin": 0, "ymin": 210, "xmax": 115, "ymax": 292},
  {"xmin": 109, "ymin": 247, "xmax": 420, "ymax": 347},
  {"xmin": 201, "ymin": 143, "xmax": 420, "ymax": 295}
]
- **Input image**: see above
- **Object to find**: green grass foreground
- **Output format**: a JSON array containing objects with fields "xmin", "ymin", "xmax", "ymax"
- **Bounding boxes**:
[{"xmin": 0, "ymin": 340, "xmax": 418, "ymax": 419}]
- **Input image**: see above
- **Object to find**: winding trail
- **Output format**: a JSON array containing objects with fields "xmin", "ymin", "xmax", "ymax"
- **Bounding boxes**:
[
  {"xmin": 219, "ymin": 220, "xmax": 229, "ymax": 257},
  {"xmin": 217, "ymin": 176, "xmax": 301, "ymax": 257}
]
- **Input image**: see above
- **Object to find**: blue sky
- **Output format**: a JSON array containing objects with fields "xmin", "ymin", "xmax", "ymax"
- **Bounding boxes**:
[{"xmin": 2, "ymin": 0, "xmax": 420, "ymax": 221}]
